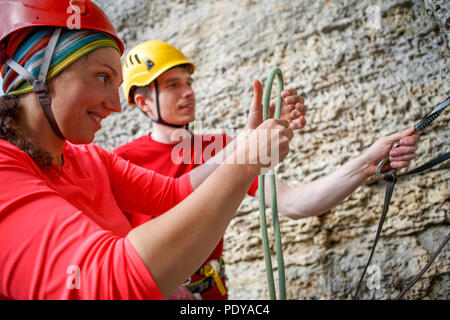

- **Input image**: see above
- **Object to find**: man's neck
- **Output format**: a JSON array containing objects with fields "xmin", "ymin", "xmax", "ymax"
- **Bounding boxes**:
[{"xmin": 151, "ymin": 122, "xmax": 190, "ymax": 144}]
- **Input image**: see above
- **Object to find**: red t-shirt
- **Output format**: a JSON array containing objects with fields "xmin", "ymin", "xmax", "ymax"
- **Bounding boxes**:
[
  {"xmin": 113, "ymin": 133, "xmax": 259, "ymax": 299},
  {"xmin": 0, "ymin": 139, "xmax": 193, "ymax": 299}
]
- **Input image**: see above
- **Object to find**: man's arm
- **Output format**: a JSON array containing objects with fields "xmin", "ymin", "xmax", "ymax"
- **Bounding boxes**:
[
  {"xmin": 189, "ymin": 80, "xmax": 306, "ymax": 189},
  {"xmin": 259, "ymin": 127, "xmax": 420, "ymax": 219}
]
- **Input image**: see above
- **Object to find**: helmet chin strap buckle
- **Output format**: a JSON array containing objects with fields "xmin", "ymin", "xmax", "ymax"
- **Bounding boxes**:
[
  {"xmin": 32, "ymin": 80, "xmax": 51, "ymax": 106},
  {"xmin": 32, "ymin": 78, "xmax": 65, "ymax": 140}
]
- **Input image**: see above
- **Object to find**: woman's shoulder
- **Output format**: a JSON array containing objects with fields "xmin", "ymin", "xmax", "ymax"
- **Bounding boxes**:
[
  {"xmin": 0, "ymin": 139, "xmax": 35, "ymax": 166},
  {"xmin": 64, "ymin": 142, "xmax": 114, "ymax": 164}
]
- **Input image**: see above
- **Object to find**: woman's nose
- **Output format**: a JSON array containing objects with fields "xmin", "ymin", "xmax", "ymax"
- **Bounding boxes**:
[{"xmin": 106, "ymin": 89, "xmax": 122, "ymax": 113}]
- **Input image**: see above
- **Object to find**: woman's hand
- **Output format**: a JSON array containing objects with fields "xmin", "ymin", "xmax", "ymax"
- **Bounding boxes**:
[{"xmin": 234, "ymin": 118, "xmax": 293, "ymax": 173}]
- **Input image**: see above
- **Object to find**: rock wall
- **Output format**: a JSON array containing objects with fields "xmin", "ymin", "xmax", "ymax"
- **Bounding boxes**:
[{"xmin": 92, "ymin": 0, "xmax": 449, "ymax": 299}]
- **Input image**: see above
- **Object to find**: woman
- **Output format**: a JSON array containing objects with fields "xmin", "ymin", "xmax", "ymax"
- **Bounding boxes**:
[{"xmin": 0, "ymin": 0, "xmax": 293, "ymax": 299}]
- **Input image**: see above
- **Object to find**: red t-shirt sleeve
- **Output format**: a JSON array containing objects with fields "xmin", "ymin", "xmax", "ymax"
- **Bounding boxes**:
[
  {"xmin": 0, "ymin": 147, "xmax": 163, "ymax": 299},
  {"xmin": 101, "ymin": 147, "xmax": 193, "ymax": 217},
  {"xmin": 247, "ymin": 176, "xmax": 259, "ymax": 197}
]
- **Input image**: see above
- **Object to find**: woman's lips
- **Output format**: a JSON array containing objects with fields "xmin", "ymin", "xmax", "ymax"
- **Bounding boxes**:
[{"xmin": 88, "ymin": 112, "xmax": 107, "ymax": 129}]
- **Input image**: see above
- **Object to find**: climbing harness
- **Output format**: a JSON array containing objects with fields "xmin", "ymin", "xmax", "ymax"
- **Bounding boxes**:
[
  {"xmin": 258, "ymin": 67, "xmax": 287, "ymax": 300},
  {"xmin": 353, "ymin": 95, "xmax": 450, "ymax": 300},
  {"xmin": 185, "ymin": 258, "xmax": 226, "ymax": 296}
]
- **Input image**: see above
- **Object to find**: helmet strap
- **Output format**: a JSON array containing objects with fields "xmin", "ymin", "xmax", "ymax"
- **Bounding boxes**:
[
  {"xmin": 151, "ymin": 79, "xmax": 189, "ymax": 130},
  {"xmin": 6, "ymin": 28, "xmax": 65, "ymax": 140}
]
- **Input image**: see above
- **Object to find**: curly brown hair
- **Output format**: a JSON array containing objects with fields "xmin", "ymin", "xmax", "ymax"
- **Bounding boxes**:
[{"xmin": 0, "ymin": 94, "xmax": 53, "ymax": 168}]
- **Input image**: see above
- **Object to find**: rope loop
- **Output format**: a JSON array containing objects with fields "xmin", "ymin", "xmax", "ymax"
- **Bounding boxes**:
[{"xmin": 258, "ymin": 67, "xmax": 286, "ymax": 300}]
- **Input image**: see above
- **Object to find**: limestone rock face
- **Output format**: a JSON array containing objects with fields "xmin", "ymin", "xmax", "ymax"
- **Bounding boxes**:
[{"xmin": 93, "ymin": 0, "xmax": 449, "ymax": 299}]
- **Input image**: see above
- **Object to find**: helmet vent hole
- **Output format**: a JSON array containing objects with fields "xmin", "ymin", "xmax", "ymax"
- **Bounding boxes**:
[{"xmin": 134, "ymin": 54, "xmax": 141, "ymax": 64}]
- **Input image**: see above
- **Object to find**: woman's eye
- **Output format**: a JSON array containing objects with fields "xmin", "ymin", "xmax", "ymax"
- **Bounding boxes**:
[{"xmin": 98, "ymin": 74, "xmax": 109, "ymax": 84}]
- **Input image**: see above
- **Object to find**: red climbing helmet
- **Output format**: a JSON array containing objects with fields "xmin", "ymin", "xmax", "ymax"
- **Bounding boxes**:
[
  {"xmin": 0, "ymin": 0, "xmax": 124, "ymax": 63},
  {"xmin": 0, "ymin": 0, "xmax": 124, "ymax": 140}
]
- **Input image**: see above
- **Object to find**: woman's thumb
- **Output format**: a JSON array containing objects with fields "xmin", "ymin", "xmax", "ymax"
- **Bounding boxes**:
[{"xmin": 250, "ymin": 79, "xmax": 263, "ymax": 114}]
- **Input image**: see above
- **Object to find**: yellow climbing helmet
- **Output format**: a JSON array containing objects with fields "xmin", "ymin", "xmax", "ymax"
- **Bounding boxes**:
[{"xmin": 122, "ymin": 40, "xmax": 195, "ymax": 105}]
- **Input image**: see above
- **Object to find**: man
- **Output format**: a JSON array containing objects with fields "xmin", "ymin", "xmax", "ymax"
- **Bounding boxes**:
[{"xmin": 114, "ymin": 41, "xmax": 419, "ymax": 299}]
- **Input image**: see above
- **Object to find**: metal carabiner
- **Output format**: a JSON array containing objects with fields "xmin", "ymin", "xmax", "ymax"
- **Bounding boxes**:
[
  {"xmin": 376, "ymin": 95, "xmax": 450, "ymax": 179},
  {"xmin": 376, "ymin": 141, "xmax": 400, "ymax": 178}
]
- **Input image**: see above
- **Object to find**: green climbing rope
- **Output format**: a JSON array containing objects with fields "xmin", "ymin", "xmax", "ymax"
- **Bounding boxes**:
[{"xmin": 258, "ymin": 67, "xmax": 286, "ymax": 300}]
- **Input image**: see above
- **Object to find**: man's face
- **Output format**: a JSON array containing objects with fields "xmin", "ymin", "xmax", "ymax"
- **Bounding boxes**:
[{"xmin": 150, "ymin": 66, "xmax": 196, "ymax": 125}]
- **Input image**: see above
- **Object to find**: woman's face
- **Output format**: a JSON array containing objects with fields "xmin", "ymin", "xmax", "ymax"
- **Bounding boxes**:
[{"xmin": 48, "ymin": 47, "xmax": 123, "ymax": 144}]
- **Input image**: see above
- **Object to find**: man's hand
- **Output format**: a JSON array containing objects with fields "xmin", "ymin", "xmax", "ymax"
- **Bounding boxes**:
[
  {"xmin": 278, "ymin": 88, "xmax": 307, "ymax": 130},
  {"xmin": 362, "ymin": 126, "xmax": 420, "ymax": 176},
  {"xmin": 246, "ymin": 80, "xmax": 307, "ymax": 130}
]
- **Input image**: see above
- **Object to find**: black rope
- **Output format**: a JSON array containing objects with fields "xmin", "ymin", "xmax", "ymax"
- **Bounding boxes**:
[
  {"xmin": 353, "ymin": 96, "xmax": 449, "ymax": 299},
  {"xmin": 399, "ymin": 152, "xmax": 450, "ymax": 177},
  {"xmin": 354, "ymin": 153, "xmax": 449, "ymax": 299},
  {"xmin": 395, "ymin": 232, "xmax": 450, "ymax": 300},
  {"xmin": 353, "ymin": 173, "xmax": 397, "ymax": 299}
]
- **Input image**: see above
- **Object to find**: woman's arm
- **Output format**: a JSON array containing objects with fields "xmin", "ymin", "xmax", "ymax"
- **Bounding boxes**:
[
  {"xmin": 0, "ymin": 159, "xmax": 161, "ymax": 299},
  {"xmin": 126, "ymin": 118, "xmax": 293, "ymax": 296}
]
